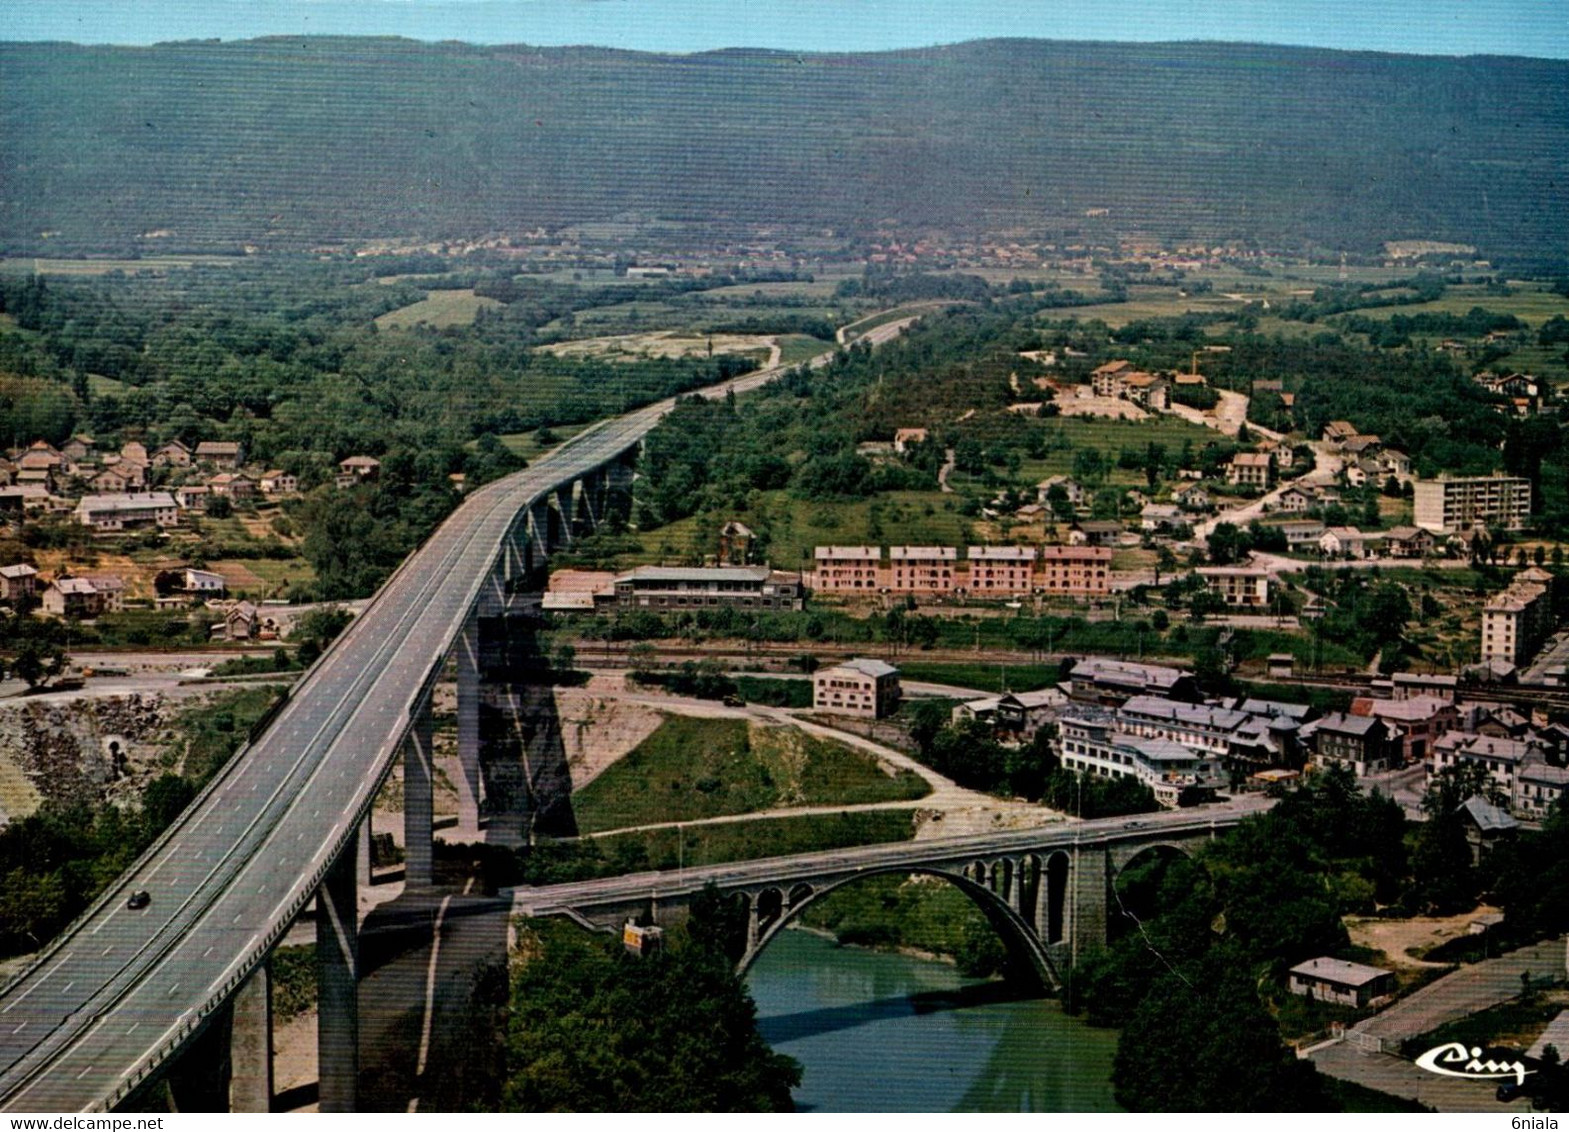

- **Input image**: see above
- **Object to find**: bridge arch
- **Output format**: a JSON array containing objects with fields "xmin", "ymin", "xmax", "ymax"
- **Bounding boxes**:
[
  {"xmin": 736, "ymin": 866, "xmax": 1062, "ymax": 992},
  {"xmin": 1107, "ymin": 841, "xmax": 1196, "ymax": 942}
]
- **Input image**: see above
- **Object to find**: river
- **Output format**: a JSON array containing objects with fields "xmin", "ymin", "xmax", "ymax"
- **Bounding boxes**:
[{"xmin": 747, "ymin": 930, "xmax": 1122, "ymax": 1112}]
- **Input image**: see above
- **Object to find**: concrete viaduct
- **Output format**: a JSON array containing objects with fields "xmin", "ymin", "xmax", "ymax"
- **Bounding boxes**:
[{"xmin": 0, "ymin": 322, "xmax": 915, "ymax": 1114}]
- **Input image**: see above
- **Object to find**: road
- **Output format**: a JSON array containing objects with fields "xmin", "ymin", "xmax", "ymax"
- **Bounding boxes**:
[
  {"xmin": 1309, "ymin": 935, "xmax": 1567, "ymax": 1113},
  {"xmin": 0, "ymin": 318, "xmax": 915, "ymax": 1112},
  {"xmin": 510, "ymin": 798, "xmax": 1269, "ymax": 919}
]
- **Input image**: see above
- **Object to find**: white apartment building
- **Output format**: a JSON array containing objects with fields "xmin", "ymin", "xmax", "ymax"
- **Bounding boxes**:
[{"xmin": 1413, "ymin": 475, "xmax": 1531, "ymax": 533}]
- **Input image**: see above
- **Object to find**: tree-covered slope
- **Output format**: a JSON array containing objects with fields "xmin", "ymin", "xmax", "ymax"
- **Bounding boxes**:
[{"xmin": 1, "ymin": 37, "xmax": 1566, "ymax": 258}]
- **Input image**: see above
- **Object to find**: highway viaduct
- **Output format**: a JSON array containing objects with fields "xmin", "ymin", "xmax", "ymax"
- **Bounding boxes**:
[{"xmin": 0, "ymin": 322, "xmax": 914, "ymax": 1114}]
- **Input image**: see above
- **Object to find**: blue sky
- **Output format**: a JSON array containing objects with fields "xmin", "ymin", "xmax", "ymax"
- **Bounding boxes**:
[{"xmin": 3, "ymin": 0, "xmax": 1566, "ymax": 59}]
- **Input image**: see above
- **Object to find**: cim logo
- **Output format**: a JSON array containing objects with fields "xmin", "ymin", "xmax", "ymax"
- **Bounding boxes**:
[{"xmin": 1414, "ymin": 1041, "xmax": 1531, "ymax": 1086}]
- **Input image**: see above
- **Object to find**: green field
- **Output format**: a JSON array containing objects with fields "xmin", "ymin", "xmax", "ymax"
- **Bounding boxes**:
[
  {"xmin": 374, "ymin": 287, "xmax": 503, "ymax": 329},
  {"xmin": 496, "ymin": 421, "xmax": 595, "ymax": 460},
  {"xmin": 773, "ymin": 334, "xmax": 837, "ymax": 367},
  {"xmin": 571, "ymin": 715, "xmax": 928, "ymax": 834},
  {"xmin": 528, "ymin": 809, "xmax": 917, "ymax": 883},
  {"xmin": 642, "ymin": 489, "xmax": 968, "ymax": 572},
  {"xmin": 1353, "ymin": 283, "xmax": 1569, "ymax": 327},
  {"xmin": 1013, "ymin": 414, "xmax": 1228, "ymax": 485}
]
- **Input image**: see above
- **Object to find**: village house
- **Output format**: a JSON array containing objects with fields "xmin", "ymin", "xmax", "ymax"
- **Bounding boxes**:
[
  {"xmin": 813, "ymin": 658, "xmax": 901, "ymax": 719},
  {"xmin": 60, "ymin": 435, "xmax": 95, "ymax": 464},
  {"xmin": 1120, "ymin": 372, "xmax": 1170, "ymax": 410},
  {"xmin": 1456, "ymin": 795, "xmax": 1519, "ymax": 865},
  {"xmin": 216, "ymin": 600, "xmax": 259, "ymax": 642},
  {"xmin": 1319, "ymin": 526, "xmax": 1376, "ymax": 559},
  {"xmin": 1037, "ymin": 475, "xmax": 1087, "ymax": 509},
  {"xmin": 41, "ymin": 577, "xmax": 104, "ymax": 618},
  {"xmin": 953, "ymin": 688, "xmax": 1066, "ymax": 740},
  {"xmin": 1064, "ymin": 658, "xmax": 1199, "ymax": 706},
  {"xmin": 88, "ymin": 467, "xmax": 133, "ymax": 495},
  {"xmin": 258, "ymin": 470, "xmax": 299, "ymax": 496},
  {"xmin": 0, "ymin": 563, "xmax": 39, "ymax": 604},
  {"xmin": 1380, "ymin": 526, "xmax": 1434, "ymax": 559},
  {"xmin": 1514, "ymin": 761, "xmax": 1569, "ymax": 819},
  {"xmin": 152, "ymin": 440, "xmax": 193, "ymax": 468},
  {"xmin": 1225, "ymin": 452, "xmax": 1271, "ymax": 488},
  {"xmin": 1196, "ymin": 565, "xmax": 1273, "ymax": 608},
  {"xmin": 1067, "ymin": 520, "xmax": 1124, "ymax": 548},
  {"xmin": 16, "ymin": 466, "xmax": 57, "ymax": 493},
  {"xmin": 16, "ymin": 443, "xmax": 62, "ymax": 475},
  {"xmin": 1270, "ymin": 518, "xmax": 1326, "ymax": 550},
  {"xmin": 195, "ymin": 441, "xmax": 244, "ymax": 468},
  {"xmin": 1351, "ymin": 695, "xmax": 1458, "ymax": 764},
  {"xmin": 716, "ymin": 520, "xmax": 754, "ymax": 565},
  {"xmin": 1091, "ymin": 360, "xmax": 1136, "ymax": 397},
  {"xmin": 175, "ymin": 484, "xmax": 210, "ymax": 512},
  {"xmin": 1321, "ymin": 420, "xmax": 1359, "ymax": 447},
  {"xmin": 1305, "ymin": 712, "xmax": 1398, "ymax": 776},
  {"xmin": 1139, "ymin": 503, "xmax": 1183, "ymax": 533},
  {"xmin": 84, "ymin": 574, "xmax": 127, "ymax": 613},
  {"xmin": 338, "ymin": 456, "xmax": 381, "ymax": 484},
  {"xmin": 887, "ymin": 546, "xmax": 957, "ymax": 595},
  {"xmin": 1430, "ymin": 732, "xmax": 1541, "ymax": 796},
  {"xmin": 74, "ymin": 492, "xmax": 180, "ymax": 532},
  {"xmin": 892, "ymin": 428, "xmax": 928, "ymax": 453},
  {"xmin": 184, "ymin": 567, "xmax": 228, "ymax": 595},
  {"xmin": 966, "ymin": 546, "xmax": 1036, "ymax": 596},
  {"xmin": 207, "ymin": 472, "xmax": 256, "ymax": 500},
  {"xmin": 1172, "ymin": 484, "xmax": 1211, "ymax": 512}
]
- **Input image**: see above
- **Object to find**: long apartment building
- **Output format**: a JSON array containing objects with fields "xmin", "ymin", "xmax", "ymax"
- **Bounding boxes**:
[
  {"xmin": 74, "ymin": 492, "xmax": 180, "ymax": 532},
  {"xmin": 1039, "ymin": 546, "xmax": 1112, "ymax": 595},
  {"xmin": 812, "ymin": 544, "xmax": 1110, "ymax": 597},
  {"xmin": 1058, "ymin": 705, "xmax": 1225, "ymax": 807},
  {"xmin": 1481, "ymin": 565, "xmax": 1557, "ymax": 666},
  {"xmin": 966, "ymin": 546, "xmax": 1036, "ymax": 595},
  {"xmin": 813, "ymin": 546, "xmax": 882, "ymax": 594},
  {"xmin": 888, "ymin": 546, "xmax": 958, "ymax": 594},
  {"xmin": 1413, "ymin": 475, "xmax": 1531, "ymax": 533}
]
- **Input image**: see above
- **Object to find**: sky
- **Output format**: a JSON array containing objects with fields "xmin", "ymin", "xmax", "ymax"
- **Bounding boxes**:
[{"xmin": 3, "ymin": 0, "xmax": 1567, "ymax": 59}]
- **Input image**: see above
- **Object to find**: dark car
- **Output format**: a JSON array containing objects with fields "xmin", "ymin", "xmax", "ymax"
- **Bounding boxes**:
[
  {"xmin": 721, "ymin": 695, "xmax": 745, "ymax": 708},
  {"xmin": 127, "ymin": 890, "xmax": 151, "ymax": 910}
]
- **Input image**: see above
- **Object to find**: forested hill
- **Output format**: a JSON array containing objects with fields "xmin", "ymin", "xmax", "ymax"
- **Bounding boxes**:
[{"xmin": 2, "ymin": 37, "xmax": 1566, "ymax": 259}]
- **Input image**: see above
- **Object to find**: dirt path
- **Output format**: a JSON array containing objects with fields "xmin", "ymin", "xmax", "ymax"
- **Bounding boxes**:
[{"xmin": 1346, "ymin": 907, "xmax": 1500, "ymax": 970}]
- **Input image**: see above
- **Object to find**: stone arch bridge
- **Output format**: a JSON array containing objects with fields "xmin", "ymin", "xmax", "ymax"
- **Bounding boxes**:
[{"xmin": 514, "ymin": 808, "xmax": 1256, "ymax": 990}]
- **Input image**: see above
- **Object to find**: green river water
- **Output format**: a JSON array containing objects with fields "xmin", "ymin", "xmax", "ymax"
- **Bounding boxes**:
[{"xmin": 746, "ymin": 930, "xmax": 1122, "ymax": 1112}]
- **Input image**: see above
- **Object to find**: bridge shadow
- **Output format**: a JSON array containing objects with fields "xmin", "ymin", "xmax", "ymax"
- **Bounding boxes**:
[
  {"xmin": 355, "ymin": 890, "xmax": 511, "ymax": 1112},
  {"xmin": 758, "ymin": 980, "xmax": 1034, "ymax": 1045},
  {"xmin": 478, "ymin": 611, "xmax": 578, "ymax": 843}
]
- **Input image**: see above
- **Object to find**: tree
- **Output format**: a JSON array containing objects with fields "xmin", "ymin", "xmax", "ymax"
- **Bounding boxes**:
[
  {"xmin": 503, "ymin": 917, "xmax": 799, "ymax": 1111},
  {"xmin": 10, "ymin": 639, "xmax": 67, "ymax": 689},
  {"xmin": 1113, "ymin": 950, "xmax": 1331, "ymax": 1111}
]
